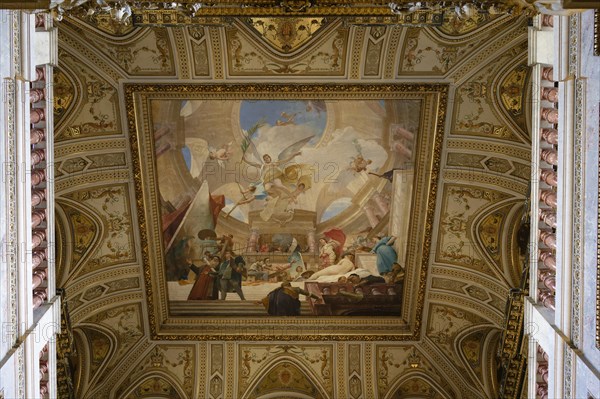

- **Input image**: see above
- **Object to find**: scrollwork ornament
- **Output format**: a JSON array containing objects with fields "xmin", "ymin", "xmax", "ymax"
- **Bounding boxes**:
[
  {"xmin": 571, "ymin": 78, "xmax": 585, "ymax": 348},
  {"xmin": 568, "ymin": 13, "xmax": 580, "ymax": 76},
  {"xmin": 563, "ymin": 344, "xmax": 573, "ymax": 398},
  {"xmin": 4, "ymin": 78, "xmax": 18, "ymax": 349},
  {"xmin": 11, "ymin": 11, "xmax": 21, "ymax": 75},
  {"xmin": 17, "ymin": 346, "xmax": 25, "ymax": 398},
  {"xmin": 6, "ymin": 16, "xmax": 20, "ymax": 361},
  {"xmin": 4, "ymin": 37, "xmax": 24, "ymax": 396}
]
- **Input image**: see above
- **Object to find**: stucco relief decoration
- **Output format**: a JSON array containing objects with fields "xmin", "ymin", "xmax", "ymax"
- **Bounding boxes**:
[
  {"xmin": 498, "ymin": 62, "xmax": 530, "ymax": 130},
  {"xmin": 249, "ymin": 362, "xmax": 325, "ymax": 398},
  {"xmin": 437, "ymin": 186, "xmax": 508, "ymax": 271},
  {"xmin": 376, "ymin": 346, "xmax": 446, "ymax": 397},
  {"xmin": 53, "ymin": 68, "xmax": 76, "ymax": 123},
  {"xmin": 465, "ymin": 285, "xmax": 490, "ymax": 302},
  {"xmin": 238, "ymin": 345, "xmax": 332, "ymax": 396},
  {"xmin": 65, "ymin": 186, "xmax": 133, "ymax": 272},
  {"xmin": 82, "ymin": 285, "xmax": 106, "ymax": 302},
  {"xmin": 392, "ymin": 377, "xmax": 448, "ymax": 398},
  {"xmin": 226, "ymin": 24, "xmax": 347, "ymax": 75},
  {"xmin": 499, "ymin": 63, "xmax": 528, "ymax": 117},
  {"xmin": 401, "ymin": 28, "xmax": 475, "ymax": 74},
  {"xmin": 364, "ymin": 27, "xmax": 386, "ymax": 76},
  {"xmin": 426, "ymin": 305, "xmax": 486, "ymax": 371},
  {"xmin": 59, "ymin": 156, "xmax": 89, "ymax": 175},
  {"xmin": 209, "ymin": 376, "xmax": 222, "ymax": 399},
  {"xmin": 208, "ymin": 344, "xmax": 224, "ymax": 399},
  {"xmin": 54, "ymin": 50, "xmax": 119, "ymax": 140},
  {"xmin": 57, "ymin": 153, "xmax": 127, "ymax": 178},
  {"xmin": 348, "ymin": 344, "xmax": 361, "ymax": 373},
  {"xmin": 84, "ymin": 328, "xmax": 113, "ymax": 379},
  {"xmin": 105, "ymin": 277, "xmax": 140, "ymax": 293},
  {"xmin": 86, "ymin": 305, "xmax": 143, "ymax": 366},
  {"xmin": 247, "ymin": 17, "xmax": 327, "ymax": 53},
  {"xmin": 459, "ymin": 330, "xmax": 486, "ymax": 379},
  {"xmin": 188, "ymin": 26, "xmax": 204, "ymax": 41},
  {"xmin": 431, "ymin": 277, "xmax": 468, "ymax": 294},
  {"xmin": 477, "ymin": 208, "xmax": 506, "ymax": 262},
  {"xmin": 105, "ymin": 29, "xmax": 173, "ymax": 74},
  {"xmin": 87, "ymin": 152, "xmax": 127, "ymax": 170},
  {"xmin": 453, "ymin": 52, "xmax": 524, "ymax": 141},
  {"xmin": 446, "ymin": 152, "xmax": 486, "ymax": 169},
  {"xmin": 81, "ymin": 13, "xmax": 135, "ymax": 35},
  {"xmin": 59, "ymin": 202, "xmax": 98, "ymax": 266},
  {"xmin": 348, "ymin": 376, "xmax": 361, "ymax": 398},
  {"xmin": 439, "ymin": 12, "xmax": 499, "ymax": 35},
  {"xmin": 484, "ymin": 157, "xmax": 513, "ymax": 174},
  {"xmin": 188, "ymin": 26, "xmax": 210, "ymax": 76},
  {"xmin": 123, "ymin": 377, "xmax": 181, "ymax": 399},
  {"xmin": 116, "ymin": 346, "xmax": 193, "ymax": 398}
]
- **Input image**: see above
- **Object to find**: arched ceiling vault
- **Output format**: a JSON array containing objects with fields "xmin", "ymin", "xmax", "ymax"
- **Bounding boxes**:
[{"xmin": 54, "ymin": 12, "xmax": 531, "ymax": 398}]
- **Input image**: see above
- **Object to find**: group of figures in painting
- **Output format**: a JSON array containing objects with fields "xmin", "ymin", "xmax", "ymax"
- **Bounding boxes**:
[{"xmin": 178, "ymin": 231, "xmax": 405, "ymax": 316}]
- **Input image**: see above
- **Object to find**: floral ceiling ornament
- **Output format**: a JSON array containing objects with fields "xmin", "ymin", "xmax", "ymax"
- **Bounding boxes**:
[{"xmin": 408, "ymin": 348, "xmax": 421, "ymax": 368}]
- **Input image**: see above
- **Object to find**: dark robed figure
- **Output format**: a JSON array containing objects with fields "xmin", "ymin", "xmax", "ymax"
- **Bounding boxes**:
[{"xmin": 260, "ymin": 282, "xmax": 317, "ymax": 316}]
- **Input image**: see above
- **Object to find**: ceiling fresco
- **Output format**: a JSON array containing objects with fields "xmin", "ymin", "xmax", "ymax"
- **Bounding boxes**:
[
  {"xmin": 133, "ymin": 87, "xmax": 437, "ymax": 322},
  {"xmin": 128, "ymin": 82, "xmax": 443, "ymax": 335},
  {"xmin": 53, "ymin": 12, "xmax": 531, "ymax": 398}
]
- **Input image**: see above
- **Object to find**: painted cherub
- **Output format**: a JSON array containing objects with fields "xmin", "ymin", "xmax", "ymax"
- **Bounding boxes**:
[
  {"xmin": 276, "ymin": 112, "xmax": 298, "ymax": 126},
  {"xmin": 350, "ymin": 154, "xmax": 372, "ymax": 173},
  {"xmin": 208, "ymin": 141, "xmax": 234, "ymax": 166}
]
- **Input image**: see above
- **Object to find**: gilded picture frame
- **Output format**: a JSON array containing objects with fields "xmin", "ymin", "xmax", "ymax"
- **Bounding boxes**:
[{"xmin": 125, "ymin": 83, "xmax": 446, "ymax": 340}]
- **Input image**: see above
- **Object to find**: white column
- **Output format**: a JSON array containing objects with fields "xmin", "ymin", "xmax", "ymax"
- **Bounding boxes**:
[{"xmin": 0, "ymin": 11, "xmax": 59, "ymax": 399}]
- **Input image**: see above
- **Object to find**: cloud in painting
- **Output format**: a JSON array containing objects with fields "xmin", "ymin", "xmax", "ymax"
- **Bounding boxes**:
[
  {"xmin": 297, "ymin": 126, "xmax": 388, "ymax": 177},
  {"xmin": 252, "ymin": 123, "xmax": 318, "ymax": 161}
]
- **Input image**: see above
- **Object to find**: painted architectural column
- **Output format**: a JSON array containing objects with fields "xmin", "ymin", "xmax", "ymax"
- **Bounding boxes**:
[
  {"xmin": 363, "ymin": 205, "xmax": 380, "ymax": 228},
  {"xmin": 371, "ymin": 192, "xmax": 389, "ymax": 215},
  {"xmin": 307, "ymin": 229, "xmax": 316, "ymax": 254},
  {"xmin": 247, "ymin": 228, "xmax": 260, "ymax": 252}
]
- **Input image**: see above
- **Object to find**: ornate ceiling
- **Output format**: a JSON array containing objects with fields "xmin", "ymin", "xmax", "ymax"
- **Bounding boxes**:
[{"xmin": 54, "ymin": 12, "xmax": 531, "ymax": 399}]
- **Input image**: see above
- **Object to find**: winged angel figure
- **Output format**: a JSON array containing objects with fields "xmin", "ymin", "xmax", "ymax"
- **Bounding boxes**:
[{"xmin": 225, "ymin": 131, "xmax": 314, "ymax": 221}]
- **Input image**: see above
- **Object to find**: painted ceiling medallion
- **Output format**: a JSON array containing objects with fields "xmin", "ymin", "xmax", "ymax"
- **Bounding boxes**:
[{"xmin": 247, "ymin": 17, "xmax": 327, "ymax": 53}]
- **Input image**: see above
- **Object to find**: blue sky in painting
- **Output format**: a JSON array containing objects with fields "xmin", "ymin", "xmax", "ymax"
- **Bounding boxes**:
[
  {"xmin": 320, "ymin": 197, "xmax": 352, "ymax": 222},
  {"xmin": 221, "ymin": 198, "xmax": 247, "ymax": 222},
  {"xmin": 181, "ymin": 146, "xmax": 192, "ymax": 171},
  {"xmin": 239, "ymin": 100, "xmax": 327, "ymax": 144}
]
